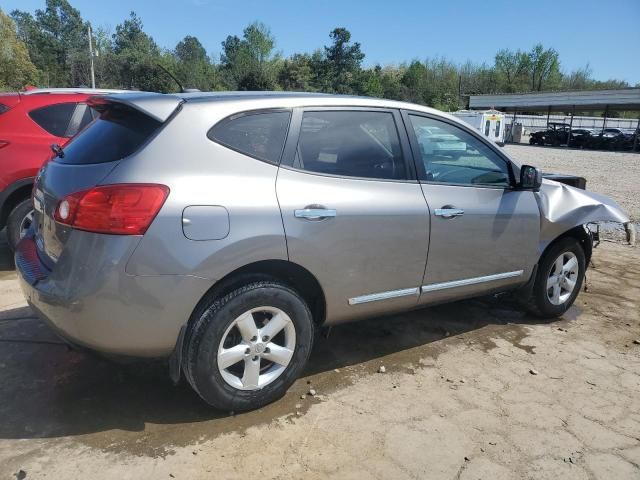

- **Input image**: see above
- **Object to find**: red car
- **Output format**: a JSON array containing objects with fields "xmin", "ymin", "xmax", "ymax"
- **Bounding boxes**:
[{"xmin": 0, "ymin": 88, "xmax": 126, "ymax": 250}]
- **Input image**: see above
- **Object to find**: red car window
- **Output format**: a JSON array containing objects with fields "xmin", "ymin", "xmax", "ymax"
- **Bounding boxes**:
[{"xmin": 28, "ymin": 103, "xmax": 77, "ymax": 137}]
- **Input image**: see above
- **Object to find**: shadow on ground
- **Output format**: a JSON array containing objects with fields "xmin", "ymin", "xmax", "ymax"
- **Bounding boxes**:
[
  {"xmin": 0, "ymin": 232, "xmax": 567, "ymax": 455},
  {"xmin": 0, "ymin": 230, "xmax": 14, "ymax": 272}
]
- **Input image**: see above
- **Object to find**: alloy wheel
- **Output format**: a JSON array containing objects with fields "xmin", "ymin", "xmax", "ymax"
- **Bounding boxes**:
[
  {"xmin": 546, "ymin": 251, "xmax": 579, "ymax": 305},
  {"xmin": 217, "ymin": 306, "xmax": 296, "ymax": 390}
]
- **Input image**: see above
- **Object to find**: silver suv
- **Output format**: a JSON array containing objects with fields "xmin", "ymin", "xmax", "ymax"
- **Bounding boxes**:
[{"xmin": 16, "ymin": 92, "xmax": 628, "ymax": 411}]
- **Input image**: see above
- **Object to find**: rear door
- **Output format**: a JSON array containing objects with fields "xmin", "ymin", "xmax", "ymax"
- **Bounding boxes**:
[
  {"xmin": 276, "ymin": 108, "xmax": 429, "ymax": 324},
  {"xmin": 403, "ymin": 111, "xmax": 540, "ymax": 304}
]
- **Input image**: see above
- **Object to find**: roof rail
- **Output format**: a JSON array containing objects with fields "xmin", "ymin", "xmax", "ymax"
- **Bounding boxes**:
[{"xmin": 22, "ymin": 88, "xmax": 136, "ymax": 96}]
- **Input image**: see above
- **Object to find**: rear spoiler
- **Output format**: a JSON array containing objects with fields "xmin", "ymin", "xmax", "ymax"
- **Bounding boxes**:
[{"xmin": 87, "ymin": 93, "xmax": 184, "ymax": 123}]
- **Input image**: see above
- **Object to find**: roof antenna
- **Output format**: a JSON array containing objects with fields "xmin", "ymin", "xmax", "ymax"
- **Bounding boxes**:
[{"xmin": 156, "ymin": 64, "xmax": 200, "ymax": 93}]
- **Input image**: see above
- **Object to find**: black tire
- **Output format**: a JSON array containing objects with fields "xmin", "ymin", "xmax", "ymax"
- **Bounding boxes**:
[
  {"xmin": 6, "ymin": 199, "xmax": 34, "ymax": 252},
  {"xmin": 526, "ymin": 237, "xmax": 586, "ymax": 318},
  {"xmin": 184, "ymin": 281, "xmax": 314, "ymax": 411}
]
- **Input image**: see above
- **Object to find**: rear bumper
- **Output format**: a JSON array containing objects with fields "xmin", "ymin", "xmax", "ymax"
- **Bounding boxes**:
[{"xmin": 15, "ymin": 231, "xmax": 212, "ymax": 357}]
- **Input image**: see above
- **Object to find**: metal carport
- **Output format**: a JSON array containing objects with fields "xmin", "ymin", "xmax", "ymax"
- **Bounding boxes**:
[{"xmin": 468, "ymin": 88, "xmax": 640, "ymax": 150}]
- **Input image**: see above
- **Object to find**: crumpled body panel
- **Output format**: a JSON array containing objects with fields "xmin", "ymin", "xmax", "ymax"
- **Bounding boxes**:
[{"xmin": 536, "ymin": 179, "xmax": 630, "ymax": 246}]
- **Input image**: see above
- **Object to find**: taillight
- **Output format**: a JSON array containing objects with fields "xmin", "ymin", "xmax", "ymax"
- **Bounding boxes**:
[{"xmin": 54, "ymin": 184, "xmax": 169, "ymax": 235}]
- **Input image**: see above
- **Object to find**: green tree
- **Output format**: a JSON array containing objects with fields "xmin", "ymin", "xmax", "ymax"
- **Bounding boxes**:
[
  {"xmin": 279, "ymin": 53, "xmax": 314, "ymax": 91},
  {"xmin": 220, "ymin": 22, "xmax": 279, "ymax": 90},
  {"xmin": 107, "ymin": 12, "xmax": 174, "ymax": 92},
  {"xmin": 323, "ymin": 27, "xmax": 364, "ymax": 94},
  {"xmin": 11, "ymin": 0, "xmax": 87, "ymax": 87},
  {"xmin": 528, "ymin": 43, "xmax": 561, "ymax": 91},
  {"xmin": 0, "ymin": 9, "xmax": 39, "ymax": 90},
  {"xmin": 494, "ymin": 48, "xmax": 529, "ymax": 92},
  {"xmin": 173, "ymin": 35, "xmax": 219, "ymax": 90}
]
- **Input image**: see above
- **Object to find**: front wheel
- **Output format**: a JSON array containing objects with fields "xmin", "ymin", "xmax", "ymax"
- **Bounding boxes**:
[
  {"xmin": 6, "ymin": 199, "xmax": 34, "ymax": 252},
  {"xmin": 526, "ymin": 238, "xmax": 586, "ymax": 318},
  {"xmin": 184, "ymin": 281, "xmax": 314, "ymax": 411}
]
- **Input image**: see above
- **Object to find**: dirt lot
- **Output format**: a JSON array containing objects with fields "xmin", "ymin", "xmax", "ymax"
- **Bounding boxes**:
[{"xmin": 0, "ymin": 147, "xmax": 639, "ymax": 479}]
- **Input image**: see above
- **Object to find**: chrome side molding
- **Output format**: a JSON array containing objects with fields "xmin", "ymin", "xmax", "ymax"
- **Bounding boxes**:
[
  {"xmin": 348, "ymin": 270, "xmax": 524, "ymax": 305},
  {"xmin": 422, "ymin": 270, "xmax": 524, "ymax": 293},
  {"xmin": 348, "ymin": 287, "xmax": 419, "ymax": 305}
]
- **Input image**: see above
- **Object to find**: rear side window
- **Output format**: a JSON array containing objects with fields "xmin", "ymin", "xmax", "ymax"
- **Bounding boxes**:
[
  {"xmin": 28, "ymin": 103, "xmax": 77, "ymax": 137},
  {"xmin": 293, "ymin": 110, "xmax": 407, "ymax": 180},
  {"xmin": 208, "ymin": 111, "xmax": 291, "ymax": 164},
  {"xmin": 56, "ymin": 103, "xmax": 161, "ymax": 165}
]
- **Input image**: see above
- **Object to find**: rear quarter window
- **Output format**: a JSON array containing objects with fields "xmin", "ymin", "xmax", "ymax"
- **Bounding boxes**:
[
  {"xmin": 28, "ymin": 103, "xmax": 77, "ymax": 137},
  {"xmin": 208, "ymin": 110, "xmax": 291, "ymax": 164},
  {"xmin": 56, "ymin": 103, "xmax": 161, "ymax": 165}
]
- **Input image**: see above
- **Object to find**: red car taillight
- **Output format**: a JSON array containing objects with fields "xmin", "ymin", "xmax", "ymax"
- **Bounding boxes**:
[{"xmin": 54, "ymin": 184, "xmax": 169, "ymax": 235}]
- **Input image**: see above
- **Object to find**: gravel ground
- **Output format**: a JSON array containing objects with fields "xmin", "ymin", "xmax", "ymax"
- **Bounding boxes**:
[
  {"xmin": 0, "ymin": 240, "xmax": 639, "ymax": 479},
  {"xmin": 505, "ymin": 144, "xmax": 640, "ymax": 223}
]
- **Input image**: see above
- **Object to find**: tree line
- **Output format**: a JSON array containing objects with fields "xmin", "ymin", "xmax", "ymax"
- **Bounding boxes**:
[{"xmin": 1, "ymin": 0, "xmax": 634, "ymax": 111}]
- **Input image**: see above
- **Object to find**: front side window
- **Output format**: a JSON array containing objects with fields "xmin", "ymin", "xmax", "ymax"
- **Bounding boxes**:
[
  {"xmin": 28, "ymin": 102, "xmax": 77, "ymax": 137},
  {"xmin": 293, "ymin": 110, "xmax": 406, "ymax": 180},
  {"xmin": 208, "ymin": 111, "xmax": 291, "ymax": 164},
  {"xmin": 409, "ymin": 115, "xmax": 511, "ymax": 187}
]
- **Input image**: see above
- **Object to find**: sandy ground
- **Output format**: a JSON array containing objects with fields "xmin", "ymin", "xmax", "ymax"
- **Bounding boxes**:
[
  {"xmin": 505, "ymin": 144, "xmax": 640, "ymax": 223},
  {"xmin": 0, "ymin": 147, "xmax": 639, "ymax": 479},
  {"xmin": 1, "ymin": 238, "xmax": 639, "ymax": 480}
]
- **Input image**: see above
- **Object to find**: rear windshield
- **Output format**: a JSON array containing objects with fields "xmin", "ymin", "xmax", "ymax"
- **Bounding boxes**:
[{"xmin": 56, "ymin": 103, "xmax": 161, "ymax": 165}]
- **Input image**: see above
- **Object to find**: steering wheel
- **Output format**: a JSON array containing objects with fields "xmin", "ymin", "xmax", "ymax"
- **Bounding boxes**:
[{"xmin": 372, "ymin": 156, "xmax": 398, "ymax": 179}]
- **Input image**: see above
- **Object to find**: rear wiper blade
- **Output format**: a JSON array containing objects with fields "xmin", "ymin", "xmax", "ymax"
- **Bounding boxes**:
[{"xmin": 50, "ymin": 143, "xmax": 64, "ymax": 158}]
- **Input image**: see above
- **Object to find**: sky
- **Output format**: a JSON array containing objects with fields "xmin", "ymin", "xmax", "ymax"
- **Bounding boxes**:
[{"xmin": 3, "ymin": 0, "xmax": 639, "ymax": 84}]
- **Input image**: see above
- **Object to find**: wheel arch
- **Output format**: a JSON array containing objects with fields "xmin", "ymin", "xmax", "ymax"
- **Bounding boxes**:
[
  {"xmin": 0, "ymin": 178, "xmax": 34, "ymax": 230},
  {"xmin": 170, "ymin": 259, "xmax": 326, "ymax": 384},
  {"xmin": 542, "ymin": 224, "xmax": 593, "ymax": 267},
  {"xmin": 190, "ymin": 259, "xmax": 327, "ymax": 329}
]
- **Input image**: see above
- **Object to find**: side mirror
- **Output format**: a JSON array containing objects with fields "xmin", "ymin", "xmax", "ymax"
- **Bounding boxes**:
[{"xmin": 520, "ymin": 165, "xmax": 542, "ymax": 191}]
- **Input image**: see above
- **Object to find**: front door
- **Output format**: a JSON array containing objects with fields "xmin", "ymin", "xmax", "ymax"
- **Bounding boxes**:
[
  {"xmin": 277, "ymin": 108, "xmax": 429, "ymax": 324},
  {"xmin": 403, "ymin": 111, "xmax": 540, "ymax": 304}
]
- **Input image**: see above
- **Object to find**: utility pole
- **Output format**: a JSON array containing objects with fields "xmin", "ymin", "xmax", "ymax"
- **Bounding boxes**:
[{"xmin": 88, "ymin": 25, "xmax": 96, "ymax": 88}]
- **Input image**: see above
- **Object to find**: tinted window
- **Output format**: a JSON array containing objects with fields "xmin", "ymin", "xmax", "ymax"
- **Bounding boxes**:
[
  {"xmin": 294, "ymin": 111, "xmax": 406, "ymax": 180},
  {"xmin": 209, "ymin": 111, "xmax": 291, "ymax": 164},
  {"xmin": 56, "ymin": 103, "xmax": 161, "ymax": 165},
  {"xmin": 78, "ymin": 105, "xmax": 98, "ymax": 131},
  {"xmin": 409, "ymin": 115, "xmax": 510, "ymax": 187},
  {"xmin": 29, "ymin": 103, "xmax": 77, "ymax": 137}
]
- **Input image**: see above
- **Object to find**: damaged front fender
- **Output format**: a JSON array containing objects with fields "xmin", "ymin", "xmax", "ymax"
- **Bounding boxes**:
[{"xmin": 536, "ymin": 179, "xmax": 630, "ymax": 247}]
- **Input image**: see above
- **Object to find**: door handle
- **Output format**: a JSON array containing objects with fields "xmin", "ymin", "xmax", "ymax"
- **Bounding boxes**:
[
  {"xmin": 434, "ymin": 207, "xmax": 464, "ymax": 219},
  {"xmin": 294, "ymin": 206, "xmax": 337, "ymax": 220}
]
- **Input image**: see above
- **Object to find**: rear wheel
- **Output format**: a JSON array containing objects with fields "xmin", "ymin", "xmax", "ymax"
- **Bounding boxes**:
[
  {"xmin": 6, "ymin": 199, "xmax": 34, "ymax": 252},
  {"xmin": 184, "ymin": 281, "xmax": 314, "ymax": 411},
  {"xmin": 526, "ymin": 238, "xmax": 585, "ymax": 318}
]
